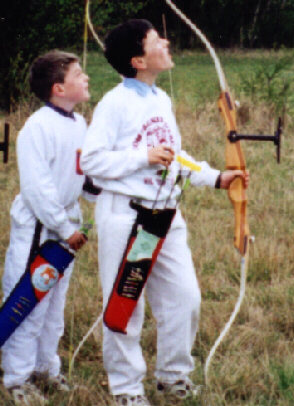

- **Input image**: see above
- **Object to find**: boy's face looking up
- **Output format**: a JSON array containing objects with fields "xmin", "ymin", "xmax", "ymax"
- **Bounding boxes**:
[
  {"xmin": 51, "ymin": 61, "xmax": 89, "ymax": 110},
  {"xmin": 133, "ymin": 29, "xmax": 174, "ymax": 81}
]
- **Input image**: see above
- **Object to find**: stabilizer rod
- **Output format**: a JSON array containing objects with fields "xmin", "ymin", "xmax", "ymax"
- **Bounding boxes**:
[{"xmin": 228, "ymin": 117, "xmax": 282, "ymax": 163}]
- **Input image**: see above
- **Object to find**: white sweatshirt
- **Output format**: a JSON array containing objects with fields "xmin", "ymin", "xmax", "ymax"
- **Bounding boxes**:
[
  {"xmin": 11, "ymin": 105, "xmax": 87, "ymax": 240},
  {"xmin": 81, "ymin": 79, "xmax": 219, "ymax": 203}
]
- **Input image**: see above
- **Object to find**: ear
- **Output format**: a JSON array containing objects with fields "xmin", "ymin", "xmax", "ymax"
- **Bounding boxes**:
[
  {"xmin": 131, "ymin": 56, "xmax": 146, "ymax": 71},
  {"xmin": 51, "ymin": 83, "xmax": 65, "ymax": 98}
]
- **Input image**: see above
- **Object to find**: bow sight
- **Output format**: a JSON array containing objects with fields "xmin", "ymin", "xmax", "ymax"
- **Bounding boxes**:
[
  {"xmin": 0, "ymin": 122, "xmax": 9, "ymax": 164},
  {"xmin": 228, "ymin": 117, "xmax": 282, "ymax": 163}
]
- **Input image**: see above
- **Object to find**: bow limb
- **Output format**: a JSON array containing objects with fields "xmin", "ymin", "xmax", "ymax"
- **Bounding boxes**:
[
  {"xmin": 69, "ymin": 312, "xmax": 103, "ymax": 377},
  {"xmin": 86, "ymin": 0, "xmax": 105, "ymax": 51},
  {"xmin": 82, "ymin": 0, "xmax": 89, "ymax": 70},
  {"xmin": 164, "ymin": 0, "xmax": 227, "ymax": 92},
  {"xmin": 69, "ymin": 1, "xmax": 105, "ymax": 376},
  {"xmin": 164, "ymin": 0, "xmax": 250, "ymax": 386},
  {"xmin": 203, "ymin": 251, "xmax": 249, "ymax": 382}
]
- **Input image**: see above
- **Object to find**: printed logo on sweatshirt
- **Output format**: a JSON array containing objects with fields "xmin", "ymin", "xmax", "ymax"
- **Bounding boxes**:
[
  {"xmin": 31, "ymin": 264, "xmax": 59, "ymax": 292},
  {"xmin": 133, "ymin": 117, "xmax": 175, "ymax": 149}
]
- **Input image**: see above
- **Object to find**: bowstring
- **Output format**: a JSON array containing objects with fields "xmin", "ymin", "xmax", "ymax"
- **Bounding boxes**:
[
  {"xmin": 162, "ymin": 13, "xmax": 176, "ymax": 111},
  {"xmin": 82, "ymin": 0, "xmax": 89, "ymax": 71},
  {"xmin": 69, "ymin": 312, "xmax": 103, "ymax": 376},
  {"xmin": 164, "ymin": 0, "xmax": 227, "ymax": 92},
  {"xmin": 86, "ymin": 0, "xmax": 105, "ymax": 51},
  {"xmin": 204, "ymin": 249, "xmax": 249, "ymax": 385},
  {"xmin": 70, "ymin": 0, "xmax": 105, "ymax": 375}
]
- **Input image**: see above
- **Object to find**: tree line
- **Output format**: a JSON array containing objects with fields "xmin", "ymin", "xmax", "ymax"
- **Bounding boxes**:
[{"xmin": 1, "ymin": 0, "xmax": 294, "ymax": 111}]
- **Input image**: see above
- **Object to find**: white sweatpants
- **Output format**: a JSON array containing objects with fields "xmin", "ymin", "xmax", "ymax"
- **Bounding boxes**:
[
  {"xmin": 96, "ymin": 191, "xmax": 201, "ymax": 396},
  {"xmin": 1, "ymin": 219, "xmax": 74, "ymax": 388}
]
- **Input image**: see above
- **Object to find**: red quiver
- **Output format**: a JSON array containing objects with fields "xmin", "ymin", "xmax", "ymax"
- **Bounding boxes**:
[{"xmin": 103, "ymin": 201, "xmax": 176, "ymax": 334}]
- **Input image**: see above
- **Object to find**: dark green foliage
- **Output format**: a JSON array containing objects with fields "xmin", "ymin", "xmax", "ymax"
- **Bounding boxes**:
[
  {"xmin": 0, "ymin": 0, "xmax": 151, "ymax": 111},
  {"xmin": 89, "ymin": 0, "xmax": 149, "ymax": 37},
  {"xmin": 1, "ymin": 0, "xmax": 85, "ymax": 111},
  {"xmin": 1, "ymin": 0, "xmax": 294, "ymax": 110},
  {"xmin": 136, "ymin": 0, "xmax": 294, "ymax": 49}
]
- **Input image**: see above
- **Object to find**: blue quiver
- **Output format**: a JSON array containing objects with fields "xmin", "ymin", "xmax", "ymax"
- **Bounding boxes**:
[{"xmin": 0, "ymin": 240, "xmax": 74, "ymax": 348}]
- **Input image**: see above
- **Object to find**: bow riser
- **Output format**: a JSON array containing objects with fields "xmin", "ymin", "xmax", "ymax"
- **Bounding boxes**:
[{"xmin": 218, "ymin": 91, "xmax": 249, "ymax": 256}]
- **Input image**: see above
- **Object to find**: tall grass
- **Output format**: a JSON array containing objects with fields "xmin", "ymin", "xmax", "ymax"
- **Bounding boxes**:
[{"xmin": 1, "ymin": 49, "xmax": 294, "ymax": 405}]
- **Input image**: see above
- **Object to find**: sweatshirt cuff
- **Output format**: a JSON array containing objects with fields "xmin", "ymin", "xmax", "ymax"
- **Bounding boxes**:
[
  {"xmin": 134, "ymin": 146, "xmax": 149, "ymax": 168},
  {"xmin": 215, "ymin": 173, "xmax": 221, "ymax": 189},
  {"xmin": 204, "ymin": 168, "xmax": 221, "ymax": 188},
  {"xmin": 57, "ymin": 221, "xmax": 77, "ymax": 241}
]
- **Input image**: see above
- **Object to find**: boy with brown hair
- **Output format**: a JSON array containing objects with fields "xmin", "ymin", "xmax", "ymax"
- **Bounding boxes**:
[
  {"xmin": 1, "ymin": 50, "xmax": 90, "ymax": 405},
  {"xmin": 81, "ymin": 20, "xmax": 249, "ymax": 406}
]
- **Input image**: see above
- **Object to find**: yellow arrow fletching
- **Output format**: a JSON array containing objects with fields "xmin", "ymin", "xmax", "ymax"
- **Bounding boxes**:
[{"xmin": 176, "ymin": 155, "xmax": 202, "ymax": 172}]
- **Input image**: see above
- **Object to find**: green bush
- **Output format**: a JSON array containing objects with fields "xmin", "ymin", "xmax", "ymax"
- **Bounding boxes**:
[{"xmin": 238, "ymin": 55, "xmax": 294, "ymax": 116}]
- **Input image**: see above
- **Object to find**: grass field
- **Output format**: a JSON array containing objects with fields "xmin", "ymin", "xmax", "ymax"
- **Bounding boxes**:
[{"xmin": 1, "ymin": 49, "xmax": 294, "ymax": 405}]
